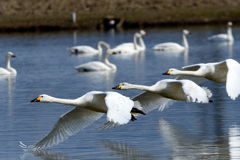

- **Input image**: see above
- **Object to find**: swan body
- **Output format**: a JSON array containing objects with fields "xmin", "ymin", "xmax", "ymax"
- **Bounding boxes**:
[
  {"xmin": 0, "ymin": 52, "xmax": 17, "ymax": 75},
  {"xmin": 74, "ymin": 43, "xmax": 117, "ymax": 72},
  {"xmin": 67, "ymin": 41, "xmax": 110, "ymax": 54},
  {"xmin": 163, "ymin": 59, "xmax": 240, "ymax": 100},
  {"xmin": 153, "ymin": 30, "xmax": 190, "ymax": 52},
  {"xmin": 208, "ymin": 22, "xmax": 234, "ymax": 42},
  {"xmin": 113, "ymin": 79, "xmax": 212, "ymax": 106},
  {"xmin": 112, "ymin": 30, "xmax": 146, "ymax": 54},
  {"xmin": 20, "ymin": 91, "xmax": 145, "ymax": 150}
]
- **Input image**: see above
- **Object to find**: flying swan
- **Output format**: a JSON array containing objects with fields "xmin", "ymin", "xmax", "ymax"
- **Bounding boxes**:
[
  {"xmin": 20, "ymin": 91, "xmax": 145, "ymax": 150},
  {"xmin": 112, "ymin": 79, "xmax": 212, "ymax": 111},
  {"xmin": 153, "ymin": 29, "xmax": 190, "ymax": 52},
  {"xmin": 67, "ymin": 41, "xmax": 110, "ymax": 54},
  {"xmin": 74, "ymin": 43, "xmax": 118, "ymax": 72},
  {"xmin": 208, "ymin": 22, "xmax": 234, "ymax": 42},
  {"xmin": 112, "ymin": 30, "xmax": 146, "ymax": 54},
  {"xmin": 0, "ymin": 52, "xmax": 17, "ymax": 75},
  {"xmin": 163, "ymin": 59, "xmax": 240, "ymax": 100}
]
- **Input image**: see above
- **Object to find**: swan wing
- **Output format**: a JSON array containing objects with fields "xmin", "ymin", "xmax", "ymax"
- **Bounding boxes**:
[
  {"xmin": 33, "ymin": 107, "xmax": 103, "ymax": 150},
  {"xmin": 225, "ymin": 59, "xmax": 240, "ymax": 100},
  {"xmin": 153, "ymin": 42, "xmax": 184, "ymax": 51},
  {"xmin": 0, "ymin": 68, "xmax": 11, "ymax": 75},
  {"xmin": 132, "ymin": 91, "xmax": 174, "ymax": 112},
  {"xmin": 74, "ymin": 61, "xmax": 110, "ymax": 72},
  {"xmin": 68, "ymin": 46, "xmax": 97, "ymax": 54},
  {"xmin": 178, "ymin": 80, "xmax": 211, "ymax": 103},
  {"xmin": 104, "ymin": 92, "xmax": 133, "ymax": 128}
]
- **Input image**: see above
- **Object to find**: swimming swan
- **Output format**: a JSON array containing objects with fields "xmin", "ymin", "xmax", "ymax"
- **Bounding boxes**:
[
  {"xmin": 74, "ymin": 44, "xmax": 117, "ymax": 72},
  {"xmin": 163, "ymin": 59, "xmax": 240, "ymax": 100},
  {"xmin": 112, "ymin": 30, "xmax": 146, "ymax": 54},
  {"xmin": 208, "ymin": 22, "xmax": 234, "ymax": 42},
  {"xmin": 0, "ymin": 52, "xmax": 17, "ymax": 75},
  {"xmin": 153, "ymin": 30, "xmax": 190, "ymax": 52},
  {"xmin": 113, "ymin": 79, "xmax": 212, "ymax": 109},
  {"xmin": 20, "ymin": 91, "xmax": 145, "ymax": 150},
  {"xmin": 67, "ymin": 41, "xmax": 110, "ymax": 54}
]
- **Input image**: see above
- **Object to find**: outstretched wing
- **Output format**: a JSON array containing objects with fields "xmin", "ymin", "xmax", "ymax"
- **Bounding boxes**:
[
  {"xmin": 226, "ymin": 59, "xmax": 240, "ymax": 100},
  {"xmin": 33, "ymin": 107, "xmax": 103, "ymax": 150},
  {"xmin": 105, "ymin": 92, "xmax": 134, "ymax": 127},
  {"xmin": 132, "ymin": 91, "xmax": 174, "ymax": 112}
]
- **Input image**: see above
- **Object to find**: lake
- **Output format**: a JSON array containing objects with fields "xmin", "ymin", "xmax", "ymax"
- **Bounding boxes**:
[{"xmin": 0, "ymin": 24, "xmax": 240, "ymax": 160}]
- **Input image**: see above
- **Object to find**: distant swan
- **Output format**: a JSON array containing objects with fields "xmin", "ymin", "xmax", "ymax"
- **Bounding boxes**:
[
  {"xmin": 208, "ymin": 22, "xmax": 234, "ymax": 42},
  {"xmin": 0, "ymin": 52, "xmax": 17, "ymax": 75},
  {"xmin": 67, "ymin": 41, "xmax": 110, "ymax": 54},
  {"xmin": 112, "ymin": 30, "xmax": 146, "ymax": 54},
  {"xmin": 163, "ymin": 59, "xmax": 240, "ymax": 100},
  {"xmin": 113, "ymin": 80, "xmax": 212, "ymax": 104},
  {"xmin": 20, "ymin": 91, "xmax": 145, "ymax": 150},
  {"xmin": 153, "ymin": 29, "xmax": 190, "ymax": 52},
  {"xmin": 74, "ymin": 43, "xmax": 117, "ymax": 72}
]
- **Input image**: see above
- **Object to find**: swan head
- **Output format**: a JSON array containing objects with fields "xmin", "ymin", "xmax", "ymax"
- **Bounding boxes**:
[
  {"xmin": 228, "ymin": 22, "xmax": 233, "ymax": 26},
  {"xmin": 7, "ymin": 52, "xmax": 16, "ymax": 58},
  {"xmin": 183, "ymin": 30, "xmax": 190, "ymax": 35},
  {"xmin": 31, "ymin": 94, "xmax": 52, "ymax": 103},
  {"xmin": 139, "ymin": 30, "xmax": 146, "ymax": 36},
  {"xmin": 162, "ymin": 68, "xmax": 179, "ymax": 75},
  {"xmin": 112, "ymin": 82, "xmax": 131, "ymax": 90}
]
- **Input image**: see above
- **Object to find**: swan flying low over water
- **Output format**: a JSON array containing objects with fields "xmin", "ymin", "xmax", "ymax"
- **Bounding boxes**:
[
  {"xmin": 67, "ymin": 41, "xmax": 109, "ymax": 54},
  {"xmin": 163, "ymin": 59, "xmax": 240, "ymax": 100},
  {"xmin": 208, "ymin": 22, "xmax": 234, "ymax": 42},
  {"xmin": 113, "ymin": 79, "xmax": 212, "ymax": 111},
  {"xmin": 0, "ymin": 52, "xmax": 17, "ymax": 75},
  {"xmin": 20, "ymin": 91, "xmax": 145, "ymax": 150},
  {"xmin": 74, "ymin": 42, "xmax": 118, "ymax": 72},
  {"xmin": 153, "ymin": 30, "xmax": 190, "ymax": 52}
]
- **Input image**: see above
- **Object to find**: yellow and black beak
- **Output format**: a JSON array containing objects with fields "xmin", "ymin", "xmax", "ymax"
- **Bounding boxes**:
[
  {"xmin": 112, "ymin": 84, "xmax": 122, "ymax": 90},
  {"xmin": 112, "ymin": 51, "xmax": 117, "ymax": 55},
  {"xmin": 31, "ymin": 96, "xmax": 42, "ymax": 102},
  {"xmin": 162, "ymin": 70, "xmax": 171, "ymax": 75},
  {"xmin": 11, "ymin": 54, "xmax": 16, "ymax": 58}
]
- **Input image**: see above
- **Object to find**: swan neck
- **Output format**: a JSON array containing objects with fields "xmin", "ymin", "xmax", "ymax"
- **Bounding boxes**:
[
  {"xmin": 103, "ymin": 54, "xmax": 116, "ymax": 70},
  {"xmin": 49, "ymin": 97, "xmax": 79, "ymax": 106},
  {"xmin": 6, "ymin": 55, "xmax": 10, "ymax": 69},
  {"xmin": 138, "ymin": 35, "xmax": 145, "ymax": 49},
  {"xmin": 126, "ymin": 84, "xmax": 154, "ymax": 92},
  {"xmin": 176, "ymin": 70, "xmax": 199, "ymax": 76},
  {"xmin": 133, "ymin": 33, "xmax": 138, "ymax": 50},
  {"xmin": 227, "ymin": 27, "xmax": 233, "ymax": 40},
  {"xmin": 182, "ymin": 34, "xmax": 189, "ymax": 48}
]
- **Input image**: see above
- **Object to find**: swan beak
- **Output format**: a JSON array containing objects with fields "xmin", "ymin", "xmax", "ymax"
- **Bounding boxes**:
[
  {"xmin": 112, "ymin": 51, "xmax": 117, "ymax": 55},
  {"xmin": 31, "ymin": 96, "xmax": 42, "ymax": 102},
  {"xmin": 11, "ymin": 54, "xmax": 16, "ymax": 58},
  {"xmin": 162, "ymin": 70, "xmax": 171, "ymax": 75},
  {"xmin": 112, "ymin": 84, "xmax": 122, "ymax": 90}
]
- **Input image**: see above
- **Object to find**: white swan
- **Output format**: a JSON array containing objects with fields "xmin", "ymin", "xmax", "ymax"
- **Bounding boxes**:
[
  {"xmin": 153, "ymin": 29, "xmax": 190, "ymax": 52},
  {"xmin": 163, "ymin": 59, "xmax": 240, "ymax": 100},
  {"xmin": 113, "ymin": 79, "xmax": 212, "ymax": 110},
  {"xmin": 74, "ymin": 44, "xmax": 117, "ymax": 72},
  {"xmin": 208, "ymin": 22, "xmax": 234, "ymax": 42},
  {"xmin": 0, "ymin": 52, "xmax": 17, "ymax": 75},
  {"xmin": 112, "ymin": 30, "xmax": 146, "ymax": 54},
  {"xmin": 67, "ymin": 41, "xmax": 110, "ymax": 54},
  {"xmin": 20, "ymin": 91, "xmax": 145, "ymax": 150}
]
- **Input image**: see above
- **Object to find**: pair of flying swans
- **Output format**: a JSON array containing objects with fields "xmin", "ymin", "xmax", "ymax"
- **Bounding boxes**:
[
  {"xmin": 163, "ymin": 59, "xmax": 240, "ymax": 100},
  {"xmin": 0, "ymin": 52, "xmax": 17, "ymax": 75}
]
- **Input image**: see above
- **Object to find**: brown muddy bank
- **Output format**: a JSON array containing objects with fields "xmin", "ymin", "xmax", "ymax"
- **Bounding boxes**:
[{"xmin": 0, "ymin": 0, "xmax": 240, "ymax": 32}]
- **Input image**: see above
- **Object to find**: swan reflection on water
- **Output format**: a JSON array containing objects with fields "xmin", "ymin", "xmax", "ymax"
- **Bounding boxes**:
[{"xmin": 158, "ymin": 119, "xmax": 240, "ymax": 159}]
